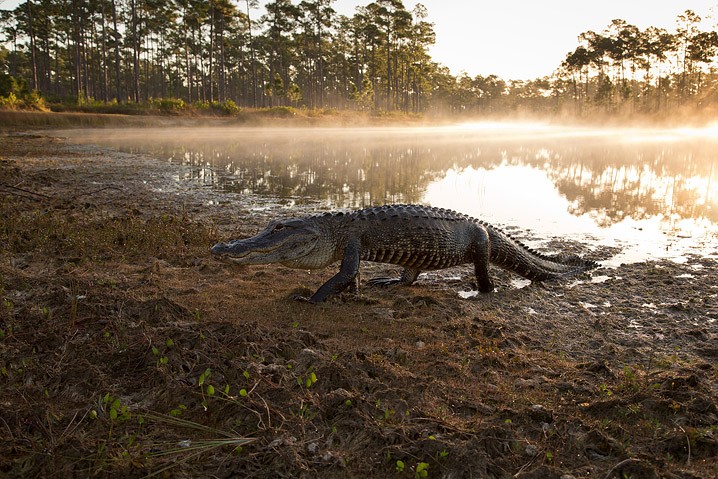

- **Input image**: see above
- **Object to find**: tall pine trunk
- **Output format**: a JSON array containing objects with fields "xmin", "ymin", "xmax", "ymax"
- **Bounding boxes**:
[
  {"xmin": 130, "ymin": 0, "xmax": 140, "ymax": 102},
  {"xmin": 26, "ymin": 0, "xmax": 38, "ymax": 91},
  {"xmin": 245, "ymin": 0, "xmax": 257, "ymax": 107},
  {"xmin": 111, "ymin": 0, "xmax": 121, "ymax": 101},
  {"xmin": 209, "ymin": 0, "xmax": 214, "ymax": 102}
]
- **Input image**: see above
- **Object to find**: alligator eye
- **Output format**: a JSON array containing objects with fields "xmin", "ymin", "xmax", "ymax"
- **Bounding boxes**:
[{"xmin": 272, "ymin": 224, "xmax": 286, "ymax": 232}]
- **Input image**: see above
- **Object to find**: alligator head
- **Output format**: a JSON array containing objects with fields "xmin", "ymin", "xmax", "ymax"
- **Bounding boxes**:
[{"xmin": 211, "ymin": 217, "xmax": 332, "ymax": 269}]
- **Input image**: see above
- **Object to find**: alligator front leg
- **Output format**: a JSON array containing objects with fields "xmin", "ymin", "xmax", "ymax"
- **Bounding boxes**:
[{"xmin": 309, "ymin": 239, "xmax": 361, "ymax": 303}]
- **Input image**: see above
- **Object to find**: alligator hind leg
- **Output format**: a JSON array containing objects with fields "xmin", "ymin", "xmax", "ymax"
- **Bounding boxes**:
[
  {"xmin": 367, "ymin": 268, "xmax": 420, "ymax": 287},
  {"xmin": 472, "ymin": 230, "xmax": 494, "ymax": 293},
  {"xmin": 474, "ymin": 261, "xmax": 494, "ymax": 293}
]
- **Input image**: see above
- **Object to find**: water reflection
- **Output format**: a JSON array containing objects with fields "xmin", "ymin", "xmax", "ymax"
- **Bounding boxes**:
[{"xmin": 60, "ymin": 124, "xmax": 718, "ymax": 263}]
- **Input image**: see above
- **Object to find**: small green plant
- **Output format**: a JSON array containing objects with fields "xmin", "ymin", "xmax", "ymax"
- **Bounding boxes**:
[
  {"xmin": 618, "ymin": 365, "xmax": 643, "ymax": 394},
  {"xmin": 305, "ymin": 372, "xmax": 317, "ymax": 388},
  {"xmin": 626, "ymin": 403, "xmax": 643, "ymax": 416},
  {"xmin": 298, "ymin": 402, "xmax": 314, "ymax": 419},
  {"xmin": 102, "ymin": 392, "xmax": 131, "ymax": 422},
  {"xmin": 152, "ymin": 338, "xmax": 175, "ymax": 366},
  {"xmin": 395, "ymin": 460, "xmax": 405, "ymax": 472},
  {"xmin": 169, "ymin": 404, "xmax": 187, "ymax": 417},
  {"xmin": 198, "ymin": 369, "xmax": 210, "ymax": 386},
  {"xmin": 415, "ymin": 462, "xmax": 429, "ymax": 478},
  {"xmin": 599, "ymin": 383, "xmax": 614, "ymax": 397},
  {"xmin": 151, "ymin": 345, "xmax": 169, "ymax": 365},
  {"xmin": 297, "ymin": 368, "xmax": 318, "ymax": 389},
  {"xmin": 199, "ymin": 368, "xmax": 214, "ymax": 410}
]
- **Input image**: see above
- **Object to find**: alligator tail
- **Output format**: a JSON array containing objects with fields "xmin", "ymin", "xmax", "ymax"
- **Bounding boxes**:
[{"xmin": 486, "ymin": 224, "xmax": 598, "ymax": 281}]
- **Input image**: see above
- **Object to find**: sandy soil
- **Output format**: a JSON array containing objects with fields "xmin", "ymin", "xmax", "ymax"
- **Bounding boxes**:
[{"xmin": 0, "ymin": 130, "xmax": 716, "ymax": 478}]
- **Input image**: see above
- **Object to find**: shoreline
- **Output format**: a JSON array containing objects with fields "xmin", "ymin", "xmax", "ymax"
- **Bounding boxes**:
[{"xmin": 2, "ymin": 108, "xmax": 718, "ymax": 131}]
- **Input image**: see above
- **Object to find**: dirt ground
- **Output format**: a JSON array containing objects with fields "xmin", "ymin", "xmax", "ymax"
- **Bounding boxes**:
[{"xmin": 0, "ymin": 130, "xmax": 716, "ymax": 479}]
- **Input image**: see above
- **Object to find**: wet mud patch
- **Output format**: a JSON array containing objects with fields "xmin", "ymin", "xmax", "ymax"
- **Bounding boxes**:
[{"xmin": 0, "ymin": 133, "xmax": 716, "ymax": 478}]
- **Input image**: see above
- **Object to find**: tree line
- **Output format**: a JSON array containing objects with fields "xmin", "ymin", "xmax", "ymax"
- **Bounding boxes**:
[
  {"xmin": 436, "ymin": 10, "xmax": 718, "ymax": 117},
  {"xmin": 1, "ymin": 1, "xmax": 717, "ymax": 118},
  {"xmin": 0, "ymin": 0, "xmax": 437, "ymax": 112}
]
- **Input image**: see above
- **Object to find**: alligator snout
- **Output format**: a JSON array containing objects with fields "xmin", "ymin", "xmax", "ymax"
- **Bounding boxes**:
[
  {"xmin": 211, "ymin": 242, "xmax": 243, "ymax": 264},
  {"xmin": 211, "ymin": 242, "xmax": 230, "ymax": 256}
]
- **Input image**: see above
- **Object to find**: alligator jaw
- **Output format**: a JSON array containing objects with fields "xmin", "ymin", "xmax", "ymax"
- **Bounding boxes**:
[
  {"xmin": 211, "ymin": 218, "xmax": 325, "ymax": 267},
  {"xmin": 211, "ymin": 241, "xmax": 283, "ymax": 264}
]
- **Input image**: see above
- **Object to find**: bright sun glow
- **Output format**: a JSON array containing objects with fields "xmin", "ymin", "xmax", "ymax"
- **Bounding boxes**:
[
  {"xmin": 675, "ymin": 123, "xmax": 718, "ymax": 138},
  {"xmin": 455, "ymin": 121, "xmax": 551, "ymax": 132}
]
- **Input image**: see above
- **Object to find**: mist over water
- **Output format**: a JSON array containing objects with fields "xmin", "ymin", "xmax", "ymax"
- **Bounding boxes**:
[{"xmin": 59, "ymin": 123, "xmax": 718, "ymax": 265}]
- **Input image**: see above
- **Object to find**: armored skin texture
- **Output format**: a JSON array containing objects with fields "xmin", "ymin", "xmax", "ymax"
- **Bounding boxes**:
[{"xmin": 211, "ymin": 204, "xmax": 598, "ymax": 303}]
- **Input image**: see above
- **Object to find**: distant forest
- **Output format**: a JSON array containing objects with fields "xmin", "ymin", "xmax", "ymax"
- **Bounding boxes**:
[{"xmin": 1, "ymin": 0, "xmax": 717, "ymax": 118}]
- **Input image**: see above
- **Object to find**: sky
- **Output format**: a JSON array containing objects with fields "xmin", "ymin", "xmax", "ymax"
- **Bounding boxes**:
[
  {"xmin": 331, "ymin": 0, "xmax": 718, "ymax": 80},
  {"xmin": 1, "ymin": 0, "xmax": 716, "ymax": 80}
]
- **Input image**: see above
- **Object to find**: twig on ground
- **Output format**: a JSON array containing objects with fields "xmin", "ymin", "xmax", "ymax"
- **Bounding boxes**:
[
  {"xmin": 602, "ymin": 458, "xmax": 641, "ymax": 479},
  {"xmin": 0, "ymin": 183, "xmax": 52, "ymax": 200}
]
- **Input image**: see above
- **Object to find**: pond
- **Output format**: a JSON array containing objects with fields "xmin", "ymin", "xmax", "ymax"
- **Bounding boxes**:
[{"xmin": 60, "ymin": 122, "xmax": 718, "ymax": 266}]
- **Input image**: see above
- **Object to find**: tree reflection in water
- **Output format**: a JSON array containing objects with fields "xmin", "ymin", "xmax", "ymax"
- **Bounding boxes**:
[{"xmin": 62, "ymin": 124, "xmax": 718, "ymax": 262}]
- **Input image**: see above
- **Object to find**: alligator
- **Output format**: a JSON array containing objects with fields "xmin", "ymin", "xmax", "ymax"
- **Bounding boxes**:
[{"xmin": 211, "ymin": 204, "xmax": 598, "ymax": 303}]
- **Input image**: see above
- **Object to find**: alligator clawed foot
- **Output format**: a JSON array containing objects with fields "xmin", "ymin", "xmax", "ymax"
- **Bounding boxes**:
[
  {"xmin": 292, "ymin": 294, "xmax": 316, "ymax": 304},
  {"xmin": 367, "ymin": 277, "xmax": 401, "ymax": 287}
]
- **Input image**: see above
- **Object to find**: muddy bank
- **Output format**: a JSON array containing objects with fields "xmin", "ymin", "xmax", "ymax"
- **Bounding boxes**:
[{"xmin": 0, "ymin": 133, "xmax": 716, "ymax": 478}]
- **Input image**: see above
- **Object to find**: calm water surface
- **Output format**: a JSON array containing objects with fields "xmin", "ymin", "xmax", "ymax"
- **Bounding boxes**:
[{"xmin": 61, "ymin": 123, "xmax": 718, "ymax": 265}]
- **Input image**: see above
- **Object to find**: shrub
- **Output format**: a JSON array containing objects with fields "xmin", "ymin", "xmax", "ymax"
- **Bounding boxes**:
[
  {"xmin": 209, "ymin": 99, "xmax": 240, "ymax": 115},
  {"xmin": 0, "ymin": 73, "xmax": 20, "ymax": 97},
  {"xmin": 192, "ymin": 101, "xmax": 210, "ymax": 111},
  {"xmin": 23, "ymin": 90, "xmax": 48, "ymax": 111},
  {"xmin": 148, "ymin": 97, "xmax": 187, "ymax": 113},
  {"xmin": 0, "ymin": 92, "xmax": 21, "ymax": 109},
  {"xmin": 266, "ymin": 106, "xmax": 296, "ymax": 117}
]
